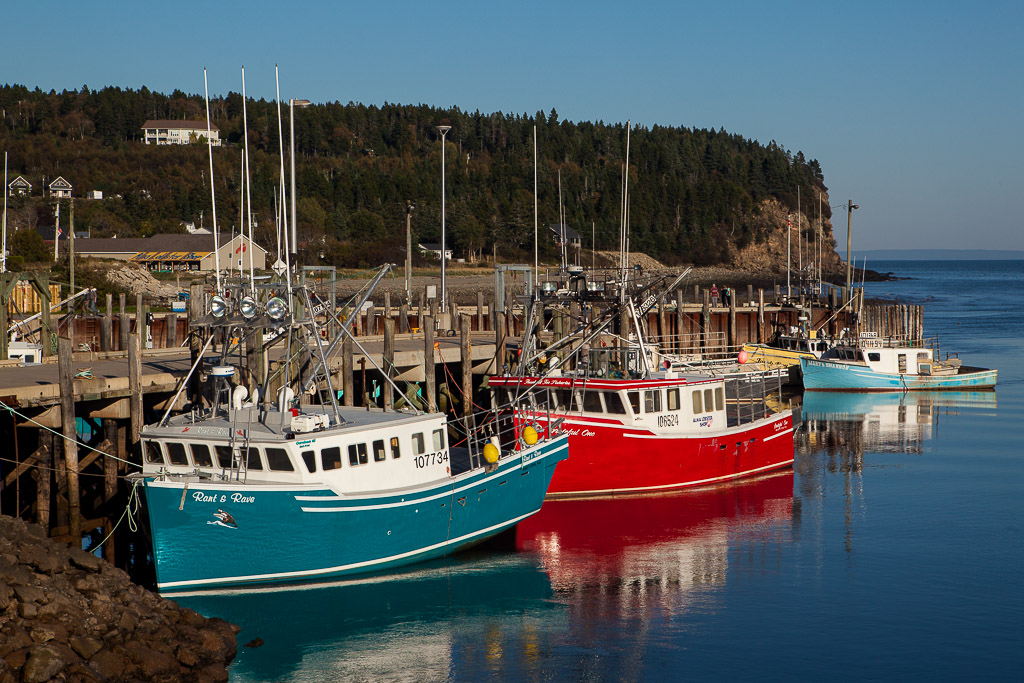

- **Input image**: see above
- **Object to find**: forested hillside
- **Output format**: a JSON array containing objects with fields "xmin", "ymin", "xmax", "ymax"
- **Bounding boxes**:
[{"xmin": 0, "ymin": 83, "xmax": 833, "ymax": 268}]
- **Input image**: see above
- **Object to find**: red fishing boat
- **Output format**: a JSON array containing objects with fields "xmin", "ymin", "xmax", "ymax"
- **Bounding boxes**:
[{"xmin": 489, "ymin": 371, "xmax": 794, "ymax": 498}]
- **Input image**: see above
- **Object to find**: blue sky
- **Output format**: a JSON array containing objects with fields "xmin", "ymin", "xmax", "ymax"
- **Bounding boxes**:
[{"xmin": 4, "ymin": 1, "xmax": 1022, "ymax": 252}]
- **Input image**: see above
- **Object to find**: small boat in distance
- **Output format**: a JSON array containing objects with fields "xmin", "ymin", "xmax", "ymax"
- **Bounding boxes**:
[{"xmin": 800, "ymin": 334, "xmax": 997, "ymax": 391}]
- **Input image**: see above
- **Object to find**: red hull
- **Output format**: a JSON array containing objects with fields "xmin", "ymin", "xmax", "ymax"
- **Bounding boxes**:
[{"xmin": 532, "ymin": 411, "xmax": 794, "ymax": 497}]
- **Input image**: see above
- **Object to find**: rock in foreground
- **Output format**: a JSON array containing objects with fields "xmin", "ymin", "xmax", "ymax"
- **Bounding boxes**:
[{"xmin": 0, "ymin": 515, "xmax": 237, "ymax": 682}]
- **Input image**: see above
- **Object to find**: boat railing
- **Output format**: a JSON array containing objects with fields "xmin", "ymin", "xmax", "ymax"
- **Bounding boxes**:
[{"xmin": 726, "ymin": 367, "xmax": 786, "ymax": 428}]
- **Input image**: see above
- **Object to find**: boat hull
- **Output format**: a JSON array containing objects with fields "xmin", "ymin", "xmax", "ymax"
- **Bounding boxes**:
[
  {"xmin": 141, "ymin": 435, "xmax": 568, "ymax": 592},
  {"xmin": 533, "ymin": 412, "xmax": 794, "ymax": 498},
  {"xmin": 800, "ymin": 359, "xmax": 998, "ymax": 391}
]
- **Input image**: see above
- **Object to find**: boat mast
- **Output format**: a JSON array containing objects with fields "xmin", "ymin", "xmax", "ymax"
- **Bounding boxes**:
[
  {"xmin": 202, "ymin": 69, "xmax": 222, "ymax": 294},
  {"xmin": 241, "ymin": 66, "xmax": 255, "ymax": 296}
]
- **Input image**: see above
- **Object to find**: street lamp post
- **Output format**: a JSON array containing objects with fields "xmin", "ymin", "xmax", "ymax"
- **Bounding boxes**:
[
  {"xmin": 437, "ymin": 125, "xmax": 451, "ymax": 312},
  {"xmin": 846, "ymin": 199, "xmax": 859, "ymax": 297}
]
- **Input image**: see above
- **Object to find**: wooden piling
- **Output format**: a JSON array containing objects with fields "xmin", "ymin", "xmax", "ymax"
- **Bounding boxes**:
[
  {"xmin": 399, "ymin": 303, "xmax": 410, "ymax": 333},
  {"xmin": 342, "ymin": 336, "xmax": 354, "ymax": 407},
  {"xmin": 128, "ymin": 333, "xmax": 143, "ymax": 459},
  {"xmin": 57, "ymin": 337, "xmax": 81, "ymax": 543},
  {"xmin": 166, "ymin": 313, "xmax": 177, "ymax": 349},
  {"xmin": 729, "ymin": 293, "xmax": 737, "ymax": 349},
  {"xmin": 758, "ymin": 289, "xmax": 765, "ymax": 343},
  {"xmin": 476, "ymin": 291, "xmax": 485, "ymax": 332},
  {"xmin": 383, "ymin": 318, "xmax": 395, "ymax": 410},
  {"xmin": 36, "ymin": 434, "xmax": 52, "ymax": 530},
  {"xmin": 460, "ymin": 314, "xmax": 472, "ymax": 419},
  {"xmin": 424, "ymin": 315, "xmax": 436, "ymax": 413},
  {"xmin": 119, "ymin": 294, "xmax": 128, "ymax": 352}
]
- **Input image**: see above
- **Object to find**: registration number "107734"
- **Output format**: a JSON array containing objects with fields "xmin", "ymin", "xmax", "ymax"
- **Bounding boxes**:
[{"xmin": 414, "ymin": 451, "xmax": 449, "ymax": 469}]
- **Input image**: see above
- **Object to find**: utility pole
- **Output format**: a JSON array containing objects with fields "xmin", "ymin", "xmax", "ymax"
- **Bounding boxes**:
[{"xmin": 405, "ymin": 202, "xmax": 414, "ymax": 299}]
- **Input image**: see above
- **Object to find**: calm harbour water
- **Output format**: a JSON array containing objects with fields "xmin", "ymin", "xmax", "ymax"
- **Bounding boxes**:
[{"xmin": 177, "ymin": 261, "xmax": 1024, "ymax": 682}]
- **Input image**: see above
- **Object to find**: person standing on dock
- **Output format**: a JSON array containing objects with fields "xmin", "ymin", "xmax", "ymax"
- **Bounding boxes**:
[{"xmin": 710, "ymin": 284, "xmax": 720, "ymax": 307}]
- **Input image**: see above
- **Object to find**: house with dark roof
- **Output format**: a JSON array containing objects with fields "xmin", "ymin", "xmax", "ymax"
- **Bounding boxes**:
[
  {"xmin": 418, "ymin": 242, "xmax": 453, "ymax": 261},
  {"xmin": 141, "ymin": 120, "xmax": 222, "ymax": 146},
  {"xmin": 548, "ymin": 223, "xmax": 581, "ymax": 248},
  {"xmin": 75, "ymin": 233, "xmax": 266, "ymax": 272}
]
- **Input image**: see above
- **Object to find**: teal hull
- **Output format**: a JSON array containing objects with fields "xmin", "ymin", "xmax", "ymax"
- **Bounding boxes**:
[
  {"xmin": 800, "ymin": 359, "xmax": 997, "ymax": 392},
  {"xmin": 142, "ymin": 436, "xmax": 568, "ymax": 592}
]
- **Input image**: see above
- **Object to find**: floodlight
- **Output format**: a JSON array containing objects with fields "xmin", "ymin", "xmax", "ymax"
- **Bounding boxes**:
[
  {"xmin": 239, "ymin": 295, "xmax": 258, "ymax": 319},
  {"xmin": 210, "ymin": 295, "xmax": 228, "ymax": 318},
  {"xmin": 266, "ymin": 296, "xmax": 288, "ymax": 321}
]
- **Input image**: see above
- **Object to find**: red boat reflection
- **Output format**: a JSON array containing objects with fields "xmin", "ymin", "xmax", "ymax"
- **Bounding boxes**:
[{"xmin": 517, "ymin": 471, "xmax": 794, "ymax": 599}]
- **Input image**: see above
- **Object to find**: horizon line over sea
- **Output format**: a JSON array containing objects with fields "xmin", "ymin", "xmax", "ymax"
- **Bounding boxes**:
[{"xmin": 839, "ymin": 248, "xmax": 1024, "ymax": 261}]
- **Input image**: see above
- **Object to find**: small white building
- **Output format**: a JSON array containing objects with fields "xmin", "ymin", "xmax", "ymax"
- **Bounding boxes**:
[
  {"xmin": 418, "ymin": 242, "xmax": 453, "ymax": 261},
  {"xmin": 141, "ymin": 120, "xmax": 222, "ymax": 146},
  {"xmin": 86, "ymin": 190, "xmax": 103, "ymax": 200}
]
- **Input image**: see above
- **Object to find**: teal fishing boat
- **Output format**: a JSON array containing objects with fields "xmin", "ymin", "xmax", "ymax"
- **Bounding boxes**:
[{"xmin": 134, "ymin": 268, "xmax": 567, "ymax": 593}]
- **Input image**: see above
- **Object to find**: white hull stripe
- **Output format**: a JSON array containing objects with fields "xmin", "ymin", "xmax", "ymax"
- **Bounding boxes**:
[
  {"xmin": 299, "ymin": 442, "xmax": 569, "ymax": 511},
  {"xmin": 156, "ymin": 510, "xmax": 537, "ymax": 590},
  {"xmin": 547, "ymin": 460, "xmax": 795, "ymax": 498},
  {"xmin": 763, "ymin": 427, "xmax": 794, "ymax": 442}
]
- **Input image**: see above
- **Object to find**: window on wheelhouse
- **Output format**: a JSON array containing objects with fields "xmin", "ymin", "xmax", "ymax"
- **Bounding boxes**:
[
  {"xmin": 372, "ymin": 439, "xmax": 386, "ymax": 462},
  {"xmin": 215, "ymin": 445, "xmax": 234, "ymax": 469},
  {"xmin": 348, "ymin": 443, "xmax": 368, "ymax": 466},
  {"xmin": 246, "ymin": 447, "xmax": 264, "ymax": 471},
  {"xmin": 715, "ymin": 387, "xmax": 724, "ymax": 411},
  {"xmin": 166, "ymin": 442, "xmax": 188, "ymax": 466},
  {"xmin": 322, "ymin": 446, "xmax": 341, "ymax": 471},
  {"xmin": 692, "ymin": 390, "xmax": 702, "ymax": 413},
  {"xmin": 627, "ymin": 391, "xmax": 640, "ymax": 415},
  {"xmin": 582, "ymin": 391, "xmax": 603, "ymax": 413},
  {"xmin": 667, "ymin": 389, "xmax": 680, "ymax": 411},
  {"xmin": 191, "ymin": 444, "xmax": 213, "ymax": 467},
  {"xmin": 606, "ymin": 392, "xmax": 628, "ymax": 414},
  {"xmin": 301, "ymin": 450, "xmax": 316, "ymax": 473},
  {"xmin": 266, "ymin": 448, "xmax": 294, "ymax": 472},
  {"xmin": 413, "ymin": 433, "xmax": 426, "ymax": 455},
  {"xmin": 868, "ymin": 352, "xmax": 881, "ymax": 362},
  {"xmin": 432, "ymin": 429, "xmax": 446, "ymax": 451},
  {"xmin": 144, "ymin": 441, "xmax": 164, "ymax": 465},
  {"xmin": 390, "ymin": 437, "xmax": 401, "ymax": 459},
  {"xmin": 644, "ymin": 390, "xmax": 661, "ymax": 414},
  {"xmin": 703, "ymin": 389, "xmax": 713, "ymax": 413}
]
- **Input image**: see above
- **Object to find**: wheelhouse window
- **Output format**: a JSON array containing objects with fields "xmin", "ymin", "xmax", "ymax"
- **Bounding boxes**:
[
  {"xmin": 246, "ymin": 447, "xmax": 263, "ymax": 471},
  {"xmin": 215, "ymin": 445, "xmax": 234, "ymax": 469},
  {"xmin": 868, "ymin": 352, "xmax": 881, "ymax": 362},
  {"xmin": 165, "ymin": 442, "xmax": 188, "ymax": 466},
  {"xmin": 348, "ymin": 443, "xmax": 368, "ymax": 466},
  {"xmin": 627, "ymin": 391, "xmax": 640, "ymax": 415},
  {"xmin": 644, "ymin": 390, "xmax": 661, "ymax": 414},
  {"xmin": 582, "ymin": 391, "xmax": 604, "ymax": 413},
  {"xmin": 606, "ymin": 392, "xmax": 628, "ymax": 414},
  {"xmin": 667, "ymin": 389, "xmax": 679, "ymax": 411},
  {"xmin": 322, "ymin": 446, "xmax": 341, "ymax": 471},
  {"xmin": 301, "ymin": 450, "xmax": 316, "ymax": 473},
  {"xmin": 144, "ymin": 441, "xmax": 164, "ymax": 465},
  {"xmin": 692, "ymin": 390, "xmax": 703, "ymax": 413},
  {"xmin": 432, "ymin": 429, "xmax": 446, "ymax": 451},
  {"xmin": 190, "ymin": 444, "xmax": 213, "ymax": 467},
  {"xmin": 704, "ymin": 389, "xmax": 714, "ymax": 413},
  {"xmin": 412, "ymin": 433, "xmax": 426, "ymax": 455},
  {"xmin": 266, "ymin": 448, "xmax": 295, "ymax": 472},
  {"xmin": 372, "ymin": 439, "xmax": 386, "ymax": 462},
  {"xmin": 715, "ymin": 387, "xmax": 724, "ymax": 411},
  {"xmin": 390, "ymin": 437, "xmax": 401, "ymax": 459}
]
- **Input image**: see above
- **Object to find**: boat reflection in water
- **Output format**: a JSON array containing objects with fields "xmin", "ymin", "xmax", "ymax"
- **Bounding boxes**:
[
  {"xmin": 798, "ymin": 390, "xmax": 997, "ymax": 457},
  {"xmin": 517, "ymin": 472, "xmax": 795, "ymax": 622},
  {"xmin": 174, "ymin": 554, "xmax": 559, "ymax": 682}
]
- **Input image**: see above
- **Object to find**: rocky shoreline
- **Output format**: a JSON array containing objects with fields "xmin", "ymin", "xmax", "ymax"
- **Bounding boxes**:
[{"xmin": 0, "ymin": 515, "xmax": 237, "ymax": 682}]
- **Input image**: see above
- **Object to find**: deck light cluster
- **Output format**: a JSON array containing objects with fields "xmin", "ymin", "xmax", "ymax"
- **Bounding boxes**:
[{"xmin": 207, "ymin": 294, "xmax": 290, "ymax": 321}]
